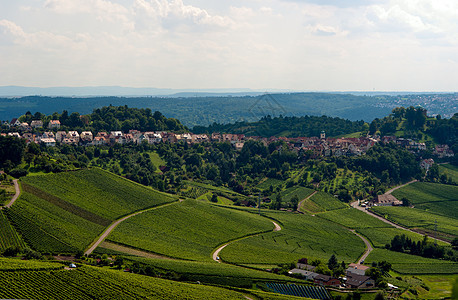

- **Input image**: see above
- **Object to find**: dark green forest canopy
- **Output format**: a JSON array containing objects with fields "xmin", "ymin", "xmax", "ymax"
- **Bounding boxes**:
[{"xmin": 193, "ymin": 115, "xmax": 366, "ymax": 138}]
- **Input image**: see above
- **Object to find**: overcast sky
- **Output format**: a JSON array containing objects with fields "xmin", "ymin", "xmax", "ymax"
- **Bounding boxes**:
[{"xmin": 1, "ymin": 0, "xmax": 457, "ymax": 91}]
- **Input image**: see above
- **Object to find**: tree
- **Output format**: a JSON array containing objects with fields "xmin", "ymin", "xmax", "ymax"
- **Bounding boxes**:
[
  {"xmin": 210, "ymin": 193, "xmax": 218, "ymax": 203},
  {"xmin": 291, "ymin": 194, "xmax": 299, "ymax": 211},
  {"xmin": 327, "ymin": 254, "xmax": 338, "ymax": 270}
]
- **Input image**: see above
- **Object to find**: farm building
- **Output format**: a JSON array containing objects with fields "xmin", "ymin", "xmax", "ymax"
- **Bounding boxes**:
[
  {"xmin": 372, "ymin": 194, "xmax": 402, "ymax": 206},
  {"xmin": 288, "ymin": 269, "xmax": 319, "ymax": 280},
  {"xmin": 296, "ymin": 263, "xmax": 316, "ymax": 271},
  {"xmin": 314, "ymin": 274, "xmax": 340, "ymax": 287},
  {"xmin": 346, "ymin": 263, "xmax": 370, "ymax": 276},
  {"xmin": 346, "ymin": 274, "xmax": 375, "ymax": 289}
]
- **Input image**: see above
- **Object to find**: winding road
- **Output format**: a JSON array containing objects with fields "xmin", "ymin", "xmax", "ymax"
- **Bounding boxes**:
[
  {"xmin": 297, "ymin": 191, "xmax": 317, "ymax": 213},
  {"xmin": 84, "ymin": 201, "xmax": 178, "ymax": 256},
  {"xmin": 351, "ymin": 230, "xmax": 373, "ymax": 264},
  {"xmin": 212, "ymin": 220, "xmax": 282, "ymax": 263},
  {"xmin": 1, "ymin": 179, "xmax": 20, "ymax": 210}
]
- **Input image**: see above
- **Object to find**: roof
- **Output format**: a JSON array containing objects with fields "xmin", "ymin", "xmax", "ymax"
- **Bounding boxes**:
[
  {"xmin": 288, "ymin": 269, "xmax": 318, "ymax": 277},
  {"xmin": 346, "ymin": 274, "xmax": 373, "ymax": 288},
  {"xmin": 348, "ymin": 263, "xmax": 370, "ymax": 271}
]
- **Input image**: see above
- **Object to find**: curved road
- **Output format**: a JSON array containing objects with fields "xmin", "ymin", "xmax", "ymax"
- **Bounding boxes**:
[
  {"xmin": 84, "ymin": 201, "xmax": 178, "ymax": 256},
  {"xmin": 2, "ymin": 179, "xmax": 20, "ymax": 209},
  {"xmin": 350, "ymin": 230, "xmax": 373, "ymax": 264},
  {"xmin": 212, "ymin": 221, "xmax": 281, "ymax": 263},
  {"xmin": 297, "ymin": 191, "xmax": 317, "ymax": 213}
]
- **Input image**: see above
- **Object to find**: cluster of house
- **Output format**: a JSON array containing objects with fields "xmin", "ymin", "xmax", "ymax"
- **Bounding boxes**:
[
  {"xmin": 2, "ymin": 119, "xmax": 454, "ymax": 159},
  {"xmin": 288, "ymin": 262, "xmax": 381, "ymax": 290}
]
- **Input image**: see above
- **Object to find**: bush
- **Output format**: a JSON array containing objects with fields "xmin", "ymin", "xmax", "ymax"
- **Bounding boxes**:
[
  {"xmin": 3, "ymin": 246, "xmax": 20, "ymax": 257},
  {"xmin": 9, "ymin": 168, "xmax": 28, "ymax": 178}
]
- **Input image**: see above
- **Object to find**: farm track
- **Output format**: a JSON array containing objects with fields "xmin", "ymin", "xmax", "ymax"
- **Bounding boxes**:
[
  {"xmin": 84, "ymin": 201, "xmax": 179, "ymax": 256},
  {"xmin": 99, "ymin": 241, "xmax": 173, "ymax": 260},
  {"xmin": 212, "ymin": 221, "xmax": 282, "ymax": 263},
  {"xmin": 351, "ymin": 230, "xmax": 373, "ymax": 264},
  {"xmin": 350, "ymin": 180, "xmax": 451, "ymax": 244},
  {"xmin": 297, "ymin": 190, "xmax": 317, "ymax": 213},
  {"xmin": 2, "ymin": 179, "xmax": 20, "ymax": 209}
]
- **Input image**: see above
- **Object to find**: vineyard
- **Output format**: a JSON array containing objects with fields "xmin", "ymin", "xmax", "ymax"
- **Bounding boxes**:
[
  {"xmin": 0, "ymin": 265, "xmax": 255, "ymax": 299},
  {"xmin": 281, "ymin": 186, "xmax": 315, "ymax": 203},
  {"xmin": 9, "ymin": 192, "xmax": 102, "ymax": 253},
  {"xmin": 220, "ymin": 210, "xmax": 365, "ymax": 264},
  {"xmin": 107, "ymin": 200, "xmax": 274, "ymax": 261},
  {"xmin": 21, "ymin": 168, "xmax": 176, "ymax": 220},
  {"xmin": 438, "ymin": 163, "xmax": 458, "ymax": 184},
  {"xmin": 0, "ymin": 257, "xmax": 63, "ymax": 271},
  {"xmin": 391, "ymin": 182, "xmax": 458, "ymax": 219},
  {"xmin": 357, "ymin": 227, "xmax": 448, "ymax": 248},
  {"xmin": 364, "ymin": 249, "xmax": 458, "ymax": 274},
  {"xmin": 265, "ymin": 282, "xmax": 331, "ymax": 300},
  {"xmin": 371, "ymin": 206, "xmax": 458, "ymax": 239},
  {"xmin": 308, "ymin": 192, "xmax": 348, "ymax": 212},
  {"xmin": 317, "ymin": 208, "xmax": 391, "ymax": 229},
  {"xmin": 0, "ymin": 210, "xmax": 25, "ymax": 251}
]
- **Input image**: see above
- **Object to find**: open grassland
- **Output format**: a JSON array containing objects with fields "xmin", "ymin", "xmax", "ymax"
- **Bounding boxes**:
[
  {"xmin": 357, "ymin": 227, "xmax": 448, "ymax": 248},
  {"xmin": 21, "ymin": 168, "xmax": 176, "ymax": 220},
  {"xmin": 364, "ymin": 249, "xmax": 458, "ymax": 274},
  {"xmin": 439, "ymin": 163, "xmax": 458, "ymax": 183},
  {"xmin": 371, "ymin": 206, "xmax": 458, "ymax": 239},
  {"xmin": 220, "ymin": 210, "xmax": 365, "ymax": 265},
  {"xmin": 9, "ymin": 192, "xmax": 103, "ymax": 253},
  {"xmin": 308, "ymin": 192, "xmax": 348, "ymax": 211},
  {"xmin": 317, "ymin": 208, "xmax": 391, "ymax": 229},
  {"xmin": 0, "ymin": 210, "xmax": 25, "ymax": 251},
  {"xmin": 0, "ymin": 264, "xmax": 258, "ymax": 300},
  {"xmin": 124, "ymin": 257, "xmax": 302, "ymax": 287},
  {"xmin": 392, "ymin": 182, "xmax": 457, "ymax": 219},
  {"xmin": 108, "ymin": 200, "xmax": 274, "ymax": 261},
  {"xmin": 0, "ymin": 257, "xmax": 63, "ymax": 271}
]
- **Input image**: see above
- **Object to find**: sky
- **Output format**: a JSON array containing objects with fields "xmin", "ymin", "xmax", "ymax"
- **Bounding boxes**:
[{"xmin": 0, "ymin": 0, "xmax": 457, "ymax": 91}]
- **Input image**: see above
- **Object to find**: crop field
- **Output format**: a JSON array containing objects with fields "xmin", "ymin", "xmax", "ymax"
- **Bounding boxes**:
[
  {"xmin": 220, "ymin": 211, "xmax": 365, "ymax": 264},
  {"xmin": 108, "ymin": 200, "xmax": 274, "ymax": 261},
  {"xmin": 196, "ymin": 192, "xmax": 234, "ymax": 205},
  {"xmin": 124, "ymin": 257, "xmax": 302, "ymax": 286},
  {"xmin": 0, "ymin": 211, "xmax": 25, "ymax": 251},
  {"xmin": 357, "ymin": 227, "xmax": 448, "ymax": 248},
  {"xmin": 265, "ymin": 283, "xmax": 330, "ymax": 300},
  {"xmin": 391, "ymin": 182, "xmax": 457, "ymax": 219},
  {"xmin": 9, "ymin": 192, "xmax": 104, "ymax": 252},
  {"xmin": 0, "ymin": 264, "xmax": 253, "ymax": 300},
  {"xmin": 364, "ymin": 249, "xmax": 458, "ymax": 274},
  {"xmin": 439, "ymin": 163, "xmax": 458, "ymax": 183},
  {"xmin": 21, "ymin": 168, "xmax": 176, "ymax": 220},
  {"xmin": 371, "ymin": 206, "xmax": 458, "ymax": 238},
  {"xmin": 317, "ymin": 208, "xmax": 392, "ymax": 229},
  {"xmin": 0, "ymin": 257, "xmax": 63, "ymax": 271},
  {"xmin": 257, "ymin": 178, "xmax": 284, "ymax": 190},
  {"xmin": 280, "ymin": 186, "xmax": 315, "ymax": 202},
  {"xmin": 308, "ymin": 192, "xmax": 348, "ymax": 212}
]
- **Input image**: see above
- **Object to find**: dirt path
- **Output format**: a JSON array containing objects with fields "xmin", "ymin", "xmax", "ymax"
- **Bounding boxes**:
[
  {"xmin": 297, "ymin": 190, "xmax": 317, "ymax": 213},
  {"xmin": 84, "ymin": 201, "xmax": 178, "ymax": 256},
  {"xmin": 100, "ymin": 241, "xmax": 173, "ymax": 260},
  {"xmin": 3, "ymin": 179, "xmax": 20, "ymax": 209},
  {"xmin": 212, "ymin": 221, "xmax": 281, "ymax": 263},
  {"xmin": 385, "ymin": 179, "xmax": 417, "ymax": 195},
  {"xmin": 350, "ymin": 230, "xmax": 373, "ymax": 264}
]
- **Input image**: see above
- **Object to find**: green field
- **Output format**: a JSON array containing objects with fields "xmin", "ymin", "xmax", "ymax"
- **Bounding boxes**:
[
  {"xmin": 21, "ymin": 168, "xmax": 177, "ymax": 220},
  {"xmin": 308, "ymin": 191, "xmax": 348, "ymax": 212},
  {"xmin": 317, "ymin": 208, "xmax": 391, "ymax": 229},
  {"xmin": 439, "ymin": 164, "xmax": 458, "ymax": 183},
  {"xmin": 257, "ymin": 178, "xmax": 284, "ymax": 190},
  {"xmin": 0, "ymin": 210, "xmax": 25, "ymax": 251},
  {"xmin": 107, "ymin": 200, "xmax": 274, "ymax": 261},
  {"xmin": 357, "ymin": 227, "xmax": 448, "ymax": 248},
  {"xmin": 280, "ymin": 186, "xmax": 315, "ymax": 202},
  {"xmin": 371, "ymin": 206, "xmax": 458, "ymax": 240},
  {"xmin": 0, "ymin": 262, "xmax": 258, "ymax": 299},
  {"xmin": 391, "ymin": 182, "xmax": 457, "ymax": 219},
  {"xmin": 0, "ymin": 257, "xmax": 63, "ymax": 271},
  {"xmin": 220, "ymin": 210, "xmax": 365, "ymax": 264},
  {"xmin": 364, "ymin": 249, "xmax": 458, "ymax": 274}
]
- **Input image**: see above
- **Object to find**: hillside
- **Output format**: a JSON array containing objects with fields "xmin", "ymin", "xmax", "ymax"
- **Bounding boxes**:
[{"xmin": 8, "ymin": 168, "xmax": 176, "ymax": 253}]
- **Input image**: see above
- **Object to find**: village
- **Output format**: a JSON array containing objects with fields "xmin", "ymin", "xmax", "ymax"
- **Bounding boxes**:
[{"xmin": 2, "ymin": 118, "xmax": 454, "ymax": 162}]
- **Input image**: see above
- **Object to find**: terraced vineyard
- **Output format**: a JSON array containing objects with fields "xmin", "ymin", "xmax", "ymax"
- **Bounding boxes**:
[
  {"xmin": 0, "ymin": 263, "xmax": 255, "ymax": 299},
  {"xmin": 364, "ymin": 249, "xmax": 458, "ymax": 274},
  {"xmin": 306, "ymin": 191, "xmax": 348, "ymax": 212},
  {"xmin": 107, "ymin": 200, "xmax": 274, "ymax": 261},
  {"xmin": 0, "ymin": 210, "xmax": 25, "ymax": 251},
  {"xmin": 9, "ymin": 169, "xmax": 177, "ymax": 253},
  {"xmin": 220, "ymin": 210, "xmax": 365, "ymax": 264}
]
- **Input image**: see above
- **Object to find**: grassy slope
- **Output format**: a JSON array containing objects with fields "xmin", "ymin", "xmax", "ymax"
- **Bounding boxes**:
[
  {"xmin": 0, "ymin": 211, "xmax": 25, "ymax": 251},
  {"xmin": 439, "ymin": 164, "xmax": 458, "ymax": 183},
  {"xmin": 107, "ymin": 200, "xmax": 274, "ymax": 261},
  {"xmin": 220, "ymin": 210, "xmax": 365, "ymax": 264},
  {"xmin": 391, "ymin": 182, "xmax": 457, "ymax": 219}
]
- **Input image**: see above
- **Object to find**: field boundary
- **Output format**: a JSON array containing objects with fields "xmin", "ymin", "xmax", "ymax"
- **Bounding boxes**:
[
  {"xmin": 84, "ymin": 201, "xmax": 179, "ymax": 256},
  {"xmin": 297, "ymin": 190, "xmax": 317, "ymax": 214},
  {"xmin": 2, "ymin": 180, "xmax": 20, "ymax": 209}
]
